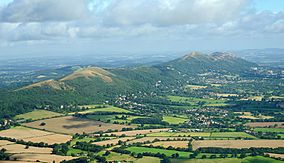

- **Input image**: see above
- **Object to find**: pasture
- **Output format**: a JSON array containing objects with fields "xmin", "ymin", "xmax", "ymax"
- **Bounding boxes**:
[
  {"xmin": 86, "ymin": 114, "xmax": 143, "ymax": 124},
  {"xmin": 163, "ymin": 116, "xmax": 188, "ymax": 124},
  {"xmin": 254, "ymin": 128, "xmax": 284, "ymax": 133},
  {"xmin": 192, "ymin": 140, "xmax": 284, "ymax": 150},
  {"xmin": 14, "ymin": 109, "xmax": 62, "ymax": 121},
  {"xmin": 126, "ymin": 146, "xmax": 192, "ymax": 158},
  {"xmin": 78, "ymin": 105, "xmax": 130, "ymax": 114},
  {"xmin": 167, "ymin": 96, "xmax": 228, "ymax": 107},
  {"xmin": 105, "ymin": 128, "xmax": 169, "ymax": 136},
  {"xmin": 23, "ymin": 116, "xmax": 133, "ymax": 134}
]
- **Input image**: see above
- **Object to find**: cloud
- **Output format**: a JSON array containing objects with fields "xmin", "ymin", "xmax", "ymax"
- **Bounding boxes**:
[
  {"xmin": 96, "ymin": 0, "xmax": 249, "ymax": 26},
  {"xmin": 0, "ymin": 0, "xmax": 88, "ymax": 22},
  {"xmin": 0, "ymin": 0, "xmax": 283, "ymax": 51}
]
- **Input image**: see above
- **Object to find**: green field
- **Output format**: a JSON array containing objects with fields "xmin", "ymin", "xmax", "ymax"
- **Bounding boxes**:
[
  {"xmin": 14, "ymin": 109, "xmax": 62, "ymax": 120},
  {"xmin": 147, "ymin": 132, "xmax": 255, "ymax": 139},
  {"xmin": 147, "ymin": 132, "xmax": 210, "ymax": 137},
  {"xmin": 78, "ymin": 105, "xmax": 130, "ymax": 114},
  {"xmin": 86, "ymin": 114, "xmax": 144, "ymax": 124},
  {"xmin": 126, "ymin": 146, "xmax": 192, "ymax": 158},
  {"xmin": 167, "ymin": 96, "xmax": 228, "ymax": 107},
  {"xmin": 97, "ymin": 151, "xmax": 160, "ymax": 162},
  {"xmin": 163, "ymin": 116, "xmax": 188, "ymax": 124},
  {"xmin": 254, "ymin": 128, "xmax": 284, "ymax": 133},
  {"xmin": 210, "ymin": 132, "xmax": 256, "ymax": 139},
  {"xmin": 171, "ymin": 156, "xmax": 282, "ymax": 163},
  {"xmin": 278, "ymin": 134, "xmax": 284, "ymax": 138}
]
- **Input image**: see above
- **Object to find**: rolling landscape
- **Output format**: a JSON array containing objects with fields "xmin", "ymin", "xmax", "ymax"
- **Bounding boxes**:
[
  {"xmin": 0, "ymin": 0, "xmax": 284, "ymax": 163},
  {"xmin": 0, "ymin": 51, "xmax": 284, "ymax": 163}
]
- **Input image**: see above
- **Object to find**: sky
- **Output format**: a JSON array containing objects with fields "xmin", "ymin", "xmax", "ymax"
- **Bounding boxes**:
[{"xmin": 0, "ymin": 0, "xmax": 284, "ymax": 58}]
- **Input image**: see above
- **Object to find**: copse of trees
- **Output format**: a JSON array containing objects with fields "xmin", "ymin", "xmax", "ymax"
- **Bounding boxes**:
[
  {"xmin": 0, "ymin": 148, "xmax": 9, "ymax": 160},
  {"xmin": 131, "ymin": 117, "xmax": 169, "ymax": 125},
  {"xmin": 74, "ymin": 142, "xmax": 104, "ymax": 153}
]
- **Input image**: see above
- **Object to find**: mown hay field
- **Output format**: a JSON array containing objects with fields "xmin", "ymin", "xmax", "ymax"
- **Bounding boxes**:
[
  {"xmin": 24, "ymin": 116, "xmax": 133, "ymax": 134},
  {"xmin": 10, "ymin": 153, "xmax": 75, "ymax": 162},
  {"xmin": 147, "ymin": 132, "xmax": 256, "ymax": 139},
  {"xmin": 246, "ymin": 122, "xmax": 284, "ymax": 128},
  {"xmin": 93, "ymin": 137, "xmax": 136, "ymax": 146},
  {"xmin": 192, "ymin": 140, "xmax": 284, "ymax": 150},
  {"xmin": 0, "ymin": 126, "xmax": 72, "ymax": 144},
  {"xmin": 1, "ymin": 143, "xmax": 52, "ymax": 154},
  {"xmin": 147, "ymin": 141, "xmax": 189, "ymax": 148},
  {"xmin": 0, "ymin": 126, "xmax": 50, "ymax": 139}
]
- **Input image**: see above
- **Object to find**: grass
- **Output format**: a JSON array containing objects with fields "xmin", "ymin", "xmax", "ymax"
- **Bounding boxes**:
[
  {"xmin": 78, "ymin": 105, "xmax": 130, "ymax": 114},
  {"xmin": 67, "ymin": 148, "xmax": 85, "ymax": 156},
  {"xmin": 171, "ymin": 158, "xmax": 241, "ymax": 163},
  {"xmin": 171, "ymin": 156, "xmax": 282, "ymax": 163},
  {"xmin": 254, "ymin": 128, "xmax": 284, "ymax": 133},
  {"xmin": 278, "ymin": 134, "xmax": 284, "ymax": 138},
  {"xmin": 14, "ymin": 110, "xmax": 62, "ymax": 121},
  {"xmin": 243, "ymin": 156, "xmax": 283, "ymax": 163},
  {"xmin": 147, "ymin": 132, "xmax": 210, "ymax": 137},
  {"xmin": 167, "ymin": 96, "xmax": 228, "ymax": 107},
  {"xmin": 87, "ymin": 114, "xmax": 143, "ymax": 124},
  {"xmin": 210, "ymin": 132, "xmax": 256, "ymax": 139},
  {"xmin": 98, "ymin": 151, "xmax": 136, "ymax": 161},
  {"xmin": 163, "ymin": 116, "xmax": 188, "ymax": 124},
  {"xmin": 147, "ymin": 132, "xmax": 256, "ymax": 139},
  {"xmin": 126, "ymin": 146, "xmax": 192, "ymax": 158}
]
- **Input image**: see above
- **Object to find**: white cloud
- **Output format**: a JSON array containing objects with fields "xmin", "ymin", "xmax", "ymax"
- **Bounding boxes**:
[
  {"xmin": 0, "ymin": 0, "xmax": 283, "ymax": 51},
  {"xmin": 97, "ymin": 0, "xmax": 249, "ymax": 26},
  {"xmin": 0, "ymin": 0, "xmax": 88, "ymax": 22}
]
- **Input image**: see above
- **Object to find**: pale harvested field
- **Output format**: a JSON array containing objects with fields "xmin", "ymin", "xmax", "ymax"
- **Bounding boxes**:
[
  {"xmin": 93, "ymin": 137, "xmax": 136, "ymax": 146},
  {"xmin": 245, "ymin": 122, "xmax": 284, "ymax": 128},
  {"xmin": 0, "ymin": 161, "xmax": 31, "ymax": 163},
  {"xmin": 127, "ymin": 137, "xmax": 191, "ymax": 145},
  {"xmin": 0, "ymin": 126, "xmax": 50, "ymax": 139},
  {"xmin": 267, "ymin": 153, "xmax": 284, "ymax": 159},
  {"xmin": 23, "ymin": 134, "xmax": 72, "ymax": 145},
  {"xmin": 0, "ymin": 126, "xmax": 72, "ymax": 145},
  {"xmin": 24, "ymin": 116, "xmax": 133, "ymax": 134},
  {"xmin": 1, "ymin": 144, "xmax": 52, "ymax": 154},
  {"xmin": 192, "ymin": 140, "xmax": 284, "ymax": 150},
  {"xmin": 148, "ymin": 141, "xmax": 189, "ymax": 148},
  {"xmin": 105, "ymin": 128, "xmax": 169, "ymax": 136},
  {"xmin": 0, "ymin": 140, "xmax": 14, "ymax": 146},
  {"xmin": 10, "ymin": 153, "xmax": 75, "ymax": 162}
]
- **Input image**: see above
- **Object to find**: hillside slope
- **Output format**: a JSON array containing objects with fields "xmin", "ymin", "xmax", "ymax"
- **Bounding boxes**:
[{"xmin": 0, "ymin": 52, "xmax": 257, "ymax": 118}]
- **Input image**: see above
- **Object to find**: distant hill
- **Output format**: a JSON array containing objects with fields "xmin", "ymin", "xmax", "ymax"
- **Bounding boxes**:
[{"xmin": 0, "ymin": 52, "xmax": 257, "ymax": 118}]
